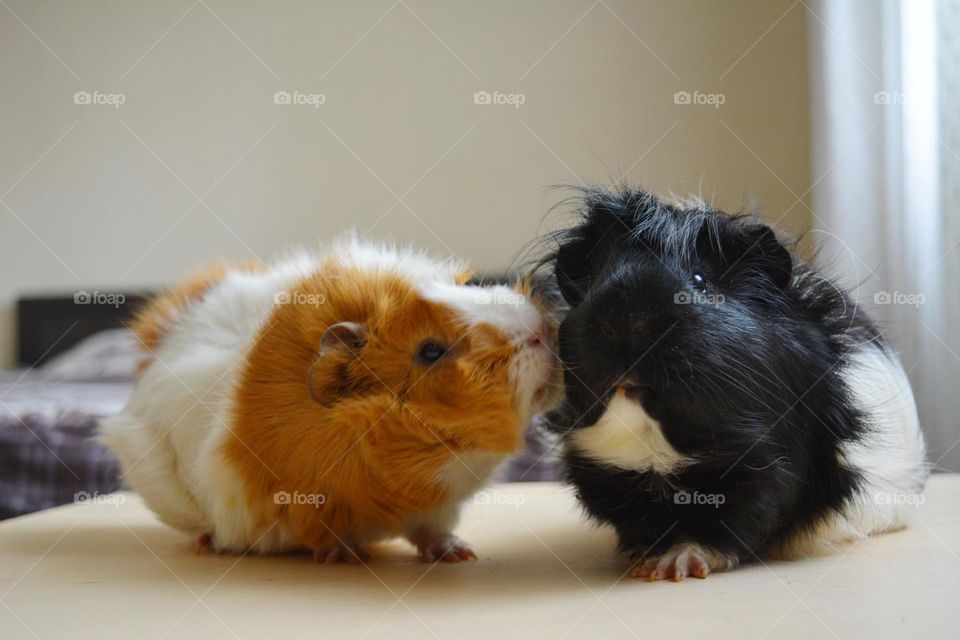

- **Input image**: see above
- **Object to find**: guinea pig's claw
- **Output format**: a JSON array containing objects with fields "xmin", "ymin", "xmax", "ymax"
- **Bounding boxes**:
[
  {"xmin": 689, "ymin": 556, "xmax": 711, "ymax": 579},
  {"xmin": 313, "ymin": 544, "xmax": 370, "ymax": 565},
  {"xmin": 418, "ymin": 536, "xmax": 477, "ymax": 563},
  {"xmin": 630, "ymin": 543, "xmax": 720, "ymax": 582},
  {"xmin": 450, "ymin": 546, "xmax": 476, "ymax": 562}
]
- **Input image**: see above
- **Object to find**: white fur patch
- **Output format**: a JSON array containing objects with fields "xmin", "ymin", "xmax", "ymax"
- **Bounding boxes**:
[
  {"xmin": 418, "ymin": 282, "xmax": 541, "ymax": 342},
  {"xmin": 779, "ymin": 346, "xmax": 928, "ymax": 557},
  {"xmin": 330, "ymin": 234, "xmax": 466, "ymax": 284},
  {"xmin": 100, "ymin": 258, "xmax": 310, "ymax": 552},
  {"xmin": 835, "ymin": 349, "xmax": 927, "ymax": 531},
  {"xmin": 436, "ymin": 451, "xmax": 505, "ymax": 502},
  {"xmin": 571, "ymin": 393, "xmax": 692, "ymax": 474}
]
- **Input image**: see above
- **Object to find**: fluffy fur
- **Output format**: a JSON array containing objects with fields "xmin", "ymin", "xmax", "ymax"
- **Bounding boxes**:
[
  {"xmin": 128, "ymin": 262, "xmax": 263, "ymax": 360},
  {"xmin": 541, "ymin": 186, "xmax": 928, "ymax": 580},
  {"xmin": 101, "ymin": 237, "xmax": 559, "ymax": 562}
]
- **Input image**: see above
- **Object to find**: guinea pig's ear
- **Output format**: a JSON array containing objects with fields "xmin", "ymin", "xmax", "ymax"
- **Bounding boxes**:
[
  {"xmin": 739, "ymin": 224, "xmax": 793, "ymax": 289},
  {"xmin": 320, "ymin": 321, "xmax": 365, "ymax": 353},
  {"xmin": 308, "ymin": 322, "xmax": 365, "ymax": 406},
  {"xmin": 554, "ymin": 240, "xmax": 595, "ymax": 306},
  {"xmin": 554, "ymin": 218, "xmax": 626, "ymax": 305}
]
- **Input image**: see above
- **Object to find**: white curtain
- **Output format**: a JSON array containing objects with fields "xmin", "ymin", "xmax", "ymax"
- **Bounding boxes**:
[{"xmin": 809, "ymin": 0, "xmax": 960, "ymax": 471}]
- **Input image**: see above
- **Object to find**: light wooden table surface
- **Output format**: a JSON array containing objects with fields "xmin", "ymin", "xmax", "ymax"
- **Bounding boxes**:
[{"xmin": 1, "ymin": 477, "xmax": 957, "ymax": 640}]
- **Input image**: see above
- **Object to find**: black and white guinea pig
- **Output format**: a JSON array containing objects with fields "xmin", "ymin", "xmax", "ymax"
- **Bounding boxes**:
[{"xmin": 542, "ymin": 186, "xmax": 928, "ymax": 581}]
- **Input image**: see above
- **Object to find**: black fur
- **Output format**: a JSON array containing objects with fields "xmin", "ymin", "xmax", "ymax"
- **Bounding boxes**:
[{"xmin": 542, "ymin": 186, "xmax": 888, "ymax": 563}]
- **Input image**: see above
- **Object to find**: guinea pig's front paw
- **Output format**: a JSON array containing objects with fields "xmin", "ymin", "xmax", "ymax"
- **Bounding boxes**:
[
  {"xmin": 195, "ymin": 532, "xmax": 216, "ymax": 553},
  {"xmin": 416, "ymin": 535, "xmax": 478, "ymax": 563},
  {"xmin": 630, "ymin": 542, "xmax": 737, "ymax": 581},
  {"xmin": 312, "ymin": 543, "xmax": 371, "ymax": 565}
]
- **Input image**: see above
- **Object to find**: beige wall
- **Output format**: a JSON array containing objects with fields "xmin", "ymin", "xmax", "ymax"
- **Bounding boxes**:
[{"xmin": 0, "ymin": 0, "xmax": 810, "ymax": 367}]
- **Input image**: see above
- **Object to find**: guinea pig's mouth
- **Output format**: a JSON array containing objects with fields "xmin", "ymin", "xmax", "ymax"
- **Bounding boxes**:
[
  {"xmin": 523, "ymin": 337, "xmax": 563, "ymax": 410},
  {"xmin": 532, "ymin": 378, "xmax": 562, "ymax": 410}
]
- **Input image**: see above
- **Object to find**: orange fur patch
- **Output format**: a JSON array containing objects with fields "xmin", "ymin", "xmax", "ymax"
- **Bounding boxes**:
[{"xmin": 223, "ymin": 261, "xmax": 521, "ymax": 550}]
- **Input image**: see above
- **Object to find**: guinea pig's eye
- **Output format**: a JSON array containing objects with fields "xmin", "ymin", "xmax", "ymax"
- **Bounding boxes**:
[
  {"xmin": 417, "ymin": 341, "xmax": 448, "ymax": 365},
  {"xmin": 691, "ymin": 272, "xmax": 707, "ymax": 292}
]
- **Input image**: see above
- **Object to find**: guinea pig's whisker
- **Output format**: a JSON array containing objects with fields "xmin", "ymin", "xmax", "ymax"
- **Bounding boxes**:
[{"xmin": 702, "ymin": 366, "xmax": 774, "ymax": 412}]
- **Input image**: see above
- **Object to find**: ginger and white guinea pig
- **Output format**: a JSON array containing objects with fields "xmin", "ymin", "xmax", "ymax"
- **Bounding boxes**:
[
  {"xmin": 101, "ymin": 237, "xmax": 559, "ymax": 563},
  {"xmin": 542, "ymin": 186, "xmax": 928, "ymax": 581}
]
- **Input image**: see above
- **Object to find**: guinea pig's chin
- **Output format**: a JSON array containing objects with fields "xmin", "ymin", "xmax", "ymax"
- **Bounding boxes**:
[
  {"xmin": 531, "ymin": 377, "xmax": 562, "ymax": 413},
  {"xmin": 534, "ymin": 385, "xmax": 564, "ymax": 422}
]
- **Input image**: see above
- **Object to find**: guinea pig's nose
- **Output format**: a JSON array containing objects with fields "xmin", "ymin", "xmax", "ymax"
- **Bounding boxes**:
[
  {"xmin": 626, "ymin": 309, "xmax": 648, "ymax": 334},
  {"xmin": 524, "ymin": 323, "xmax": 549, "ymax": 348},
  {"xmin": 598, "ymin": 319, "xmax": 618, "ymax": 337}
]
